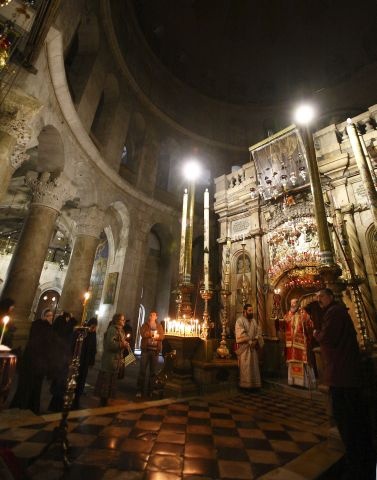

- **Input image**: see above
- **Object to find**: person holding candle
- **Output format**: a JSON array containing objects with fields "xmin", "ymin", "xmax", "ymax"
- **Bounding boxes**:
[
  {"xmin": 94, "ymin": 313, "xmax": 129, "ymax": 406},
  {"xmin": 235, "ymin": 304, "xmax": 263, "ymax": 390},
  {"xmin": 0, "ymin": 298, "xmax": 16, "ymax": 349},
  {"xmin": 11, "ymin": 308, "xmax": 54, "ymax": 414},
  {"xmin": 136, "ymin": 311, "xmax": 164, "ymax": 398}
]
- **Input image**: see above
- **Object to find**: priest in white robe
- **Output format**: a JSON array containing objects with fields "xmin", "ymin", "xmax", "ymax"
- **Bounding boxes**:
[{"xmin": 235, "ymin": 304, "xmax": 264, "ymax": 389}]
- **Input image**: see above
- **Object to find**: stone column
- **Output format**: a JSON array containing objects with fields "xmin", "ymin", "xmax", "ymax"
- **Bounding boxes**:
[
  {"xmin": 58, "ymin": 206, "xmax": 105, "ymax": 321},
  {"xmin": 1, "ymin": 172, "xmax": 73, "ymax": 345},
  {"xmin": 255, "ymin": 232, "xmax": 266, "ymax": 331},
  {"xmin": 342, "ymin": 205, "xmax": 377, "ymax": 341},
  {"xmin": 346, "ymin": 120, "xmax": 377, "ymax": 228}
]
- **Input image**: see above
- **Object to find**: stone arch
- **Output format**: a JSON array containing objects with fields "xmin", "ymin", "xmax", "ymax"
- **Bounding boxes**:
[
  {"xmin": 74, "ymin": 156, "xmax": 98, "ymax": 207},
  {"xmin": 366, "ymin": 224, "xmax": 377, "ymax": 273},
  {"xmin": 141, "ymin": 223, "xmax": 174, "ymax": 320},
  {"xmin": 93, "ymin": 200, "xmax": 130, "ymax": 349},
  {"xmin": 64, "ymin": 13, "xmax": 100, "ymax": 104},
  {"xmin": 90, "ymin": 74, "xmax": 120, "ymax": 147}
]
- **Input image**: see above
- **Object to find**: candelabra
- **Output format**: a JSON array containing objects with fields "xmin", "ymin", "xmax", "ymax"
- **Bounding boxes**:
[
  {"xmin": 271, "ymin": 288, "xmax": 284, "ymax": 336},
  {"xmin": 33, "ymin": 326, "xmax": 88, "ymax": 467},
  {"xmin": 240, "ymin": 237, "xmax": 250, "ymax": 305},
  {"xmin": 217, "ymin": 287, "xmax": 231, "ymax": 358},
  {"xmin": 217, "ymin": 237, "xmax": 231, "ymax": 357},
  {"xmin": 200, "ymin": 283, "xmax": 213, "ymax": 340}
]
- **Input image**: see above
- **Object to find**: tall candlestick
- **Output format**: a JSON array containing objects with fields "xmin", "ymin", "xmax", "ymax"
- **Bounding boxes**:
[
  {"xmin": 204, "ymin": 188, "xmax": 210, "ymax": 290},
  {"xmin": 0, "ymin": 316, "xmax": 10, "ymax": 345},
  {"xmin": 81, "ymin": 292, "xmax": 90, "ymax": 325},
  {"xmin": 179, "ymin": 188, "xmax": 188, "ymax": 279},
  {"xmin": 183, "ymin": 182, "xmax": 195, "ymax": 283}
]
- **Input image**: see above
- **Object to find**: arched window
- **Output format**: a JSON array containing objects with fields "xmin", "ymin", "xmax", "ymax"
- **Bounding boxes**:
[{"xmin": 366, "ymin": 225, "xmax": 377, "ymax": 273}]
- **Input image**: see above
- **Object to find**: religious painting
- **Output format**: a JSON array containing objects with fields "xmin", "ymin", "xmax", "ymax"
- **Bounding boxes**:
[
  {"xmin": 104, "ymin": 272, "xmax": 119, "ymax": 304},
  {"xmin": 250, "ymin": 126, "xmax": 307, "ymax": 200}
]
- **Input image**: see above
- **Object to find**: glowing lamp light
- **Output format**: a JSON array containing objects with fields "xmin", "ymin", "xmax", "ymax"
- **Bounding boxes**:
[
  {"xmin": 83, "ymin": 292, "xmax": 90, "ymax": 302},
  {"xmin": 294, "ymin": 104, "xmax": 315, "ymax": 125},
  {"xmin": 183, "ymin": 159, "xmax": 201, "ymax": 181},
  {"xmin": 0, "ymin": 315, "xmax": 10, "ymax": 345}
]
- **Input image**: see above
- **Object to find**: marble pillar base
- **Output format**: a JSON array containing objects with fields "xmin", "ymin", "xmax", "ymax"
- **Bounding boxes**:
[
  {"xmin": 0, "ymin": 352, "xmax": 17, "ymax": 410},
  {"xmin": 163, "ymin": 335, "xmax": 200, "ymax": 397},
  {"xmin": 164, "ymin": 373, "xmax": 199, "ymax": 397},
  {"xmin": 192, "ymin": 359, "xmax": 238, "ymax": 394},
  {"xmin": 261, "ymin": 336, "xmax": 284, "ymax": 378}
]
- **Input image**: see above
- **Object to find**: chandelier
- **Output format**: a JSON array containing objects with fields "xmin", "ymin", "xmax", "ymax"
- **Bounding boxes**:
[{"xmin": 249, "ymin": 128, "xmax": 308, "ymax": 201}]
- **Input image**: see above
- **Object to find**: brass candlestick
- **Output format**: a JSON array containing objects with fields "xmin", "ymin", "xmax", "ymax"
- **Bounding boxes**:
[
  {"xmin": 240, "ymin": 237, "xmax": 249, "ymax": 305},
  {"xmin": 32, "ymin": 326, "xmax": 88, "ymax": 467},
  {"xmin": 200, "ymin": 284, "xmax": 213, "ymax": 340},
  {"xmin": 217, "ymin": 287, "xmax": 231, "ymax": 358}
]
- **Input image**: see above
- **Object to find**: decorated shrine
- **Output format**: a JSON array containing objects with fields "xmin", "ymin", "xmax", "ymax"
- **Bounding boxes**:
[{"xmin": 214, "ymin": 124, "xmax": 377, "ymax": 373}]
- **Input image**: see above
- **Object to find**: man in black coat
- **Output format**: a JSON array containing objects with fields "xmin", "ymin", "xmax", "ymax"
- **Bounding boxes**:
[
  {"xmin": 11, "ymin": 309, "xmax": 54, "ymax": 414},
  {"xmin": 314, "ymin": 288, "xmax": 376, "ymax": 480}
]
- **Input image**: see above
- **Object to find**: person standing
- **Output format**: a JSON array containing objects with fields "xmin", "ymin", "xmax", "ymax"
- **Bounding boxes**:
[
  {"xmin": 235, "ymin": 304, "xmax": 263, "ymax": 390},
  {"xmin": 315, "ymin": 288, "xmax": 376, "ymax": 480},
  {"xmin": 284, "ymin": 298, "xmax": 314, "ymax": 388},
  {"xmin": 48, "ymin": 311, "xmax": 77, "ymax": 411},
  {"xmin": 11, "ymin": 309, "xmax": 54, "ymax": 414},
  {"xmin": 94, "ymin": 313, "xmax": 128, "ymax": 406},
  {"xmin": 136, "ymin": 311, "xmax": 164, "ymax": 398}
]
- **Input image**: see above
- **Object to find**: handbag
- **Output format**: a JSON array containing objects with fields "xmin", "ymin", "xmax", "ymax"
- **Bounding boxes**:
[{"xmin": 123, "ymin": 347, "xmax": 137, "ymax": 368}]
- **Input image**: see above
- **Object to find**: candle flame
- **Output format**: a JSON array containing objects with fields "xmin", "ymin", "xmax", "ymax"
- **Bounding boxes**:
[
  {"xmin": 3, "ymin": 316, "xmax": 9, "ymax": 325},
  {"xmin": 84, "ymin": 292, "xmax": 90, "ymax": 301}
]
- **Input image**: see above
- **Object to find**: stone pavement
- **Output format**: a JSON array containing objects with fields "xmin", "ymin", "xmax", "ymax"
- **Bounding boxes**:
[{"xmin": 0, "ymin": 356, "xmax": 344, "ymax": 479}]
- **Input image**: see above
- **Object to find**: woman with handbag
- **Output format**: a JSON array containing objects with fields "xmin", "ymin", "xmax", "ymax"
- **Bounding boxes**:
[{"xmin": 94, "ymin": 313, "xmax": 128, "ymax": 406}]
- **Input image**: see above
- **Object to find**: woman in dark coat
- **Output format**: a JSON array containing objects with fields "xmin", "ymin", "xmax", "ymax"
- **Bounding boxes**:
[
  {"xmin": 48, "ymin": 312, "xmax": 77, "ymax": 411},
  {"xmin": 94, "ymin": 313, "xmax": 128, "ymax": 406},
  {"xmin": 11, "ymin": 309, "xmax": 54, "ymax": 414}
]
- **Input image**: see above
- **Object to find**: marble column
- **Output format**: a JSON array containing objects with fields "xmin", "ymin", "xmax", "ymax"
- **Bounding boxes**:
[
  {"xmin": 346, "ymin": 120, "xmax": 377, "ymax": 228},
  {"xmin": 255, "ymin": 233, "xmax": 266, "ymax": 331},
  {"xmin": 1, "ymin": 172, "xmax": 73, "ymax": 345},
  {"xmin": 343, "ymin": 205, "xmax": 377, "ymax": 341},
  {"xmin": 58, "ymin": 206, "xmax": 105, "ymax": 322}
]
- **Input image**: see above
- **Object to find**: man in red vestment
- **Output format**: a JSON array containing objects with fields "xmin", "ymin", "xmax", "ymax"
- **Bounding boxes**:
[{"xmin": 284, "ymin": 298, "xmax": 314, "ymax": 388}]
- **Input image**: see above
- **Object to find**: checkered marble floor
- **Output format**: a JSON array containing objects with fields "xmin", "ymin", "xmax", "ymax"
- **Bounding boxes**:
[
  {"xmin": 0, "ymin": 389, "xmax": 331, "ymax": 480},
  {"xmin": 220, "ymin": 388, "xmax": 330, "ymax": 434}
]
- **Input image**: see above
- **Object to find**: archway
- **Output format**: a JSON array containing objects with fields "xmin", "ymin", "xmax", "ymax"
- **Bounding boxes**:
[{"xmin": 35, "ymin": 289, "xmax": 60, "ymax": 320}]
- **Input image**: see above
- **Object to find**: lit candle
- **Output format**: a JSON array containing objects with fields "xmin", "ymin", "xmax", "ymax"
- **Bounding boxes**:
[
  {"xmin": 0, "ymin": 316, "xmax": 10, "ymax": 345},
  {"xmin": 82, "ymin": 291, "xmax": 91, "ymax": 325},
  {"xmin": 179, "ymin": 189, "xmax": 188, "ymax": 279},
  {"xmin": 204, "ymin": 188, "xmax": 210, "ymax": 291}
]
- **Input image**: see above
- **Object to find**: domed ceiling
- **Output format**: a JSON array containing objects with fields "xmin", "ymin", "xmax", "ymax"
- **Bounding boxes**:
[{"xmin": 133, "ymin": 0, "xmax": 377, "ymax": 106}]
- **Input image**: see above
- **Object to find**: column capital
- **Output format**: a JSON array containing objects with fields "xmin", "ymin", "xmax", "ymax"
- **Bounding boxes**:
[
  {"xmin": 75, "ymin": 205, "xmax": 105, "ymax": 238},
  {"xmin": 25, "ymin": 171, "xmax": 75, "ymax": 212}
]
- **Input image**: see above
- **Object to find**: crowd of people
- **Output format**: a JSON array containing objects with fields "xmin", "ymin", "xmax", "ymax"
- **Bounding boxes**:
[{"xmin": 0, "ymin": 289, "xmax": 376, "ymax": 479}]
